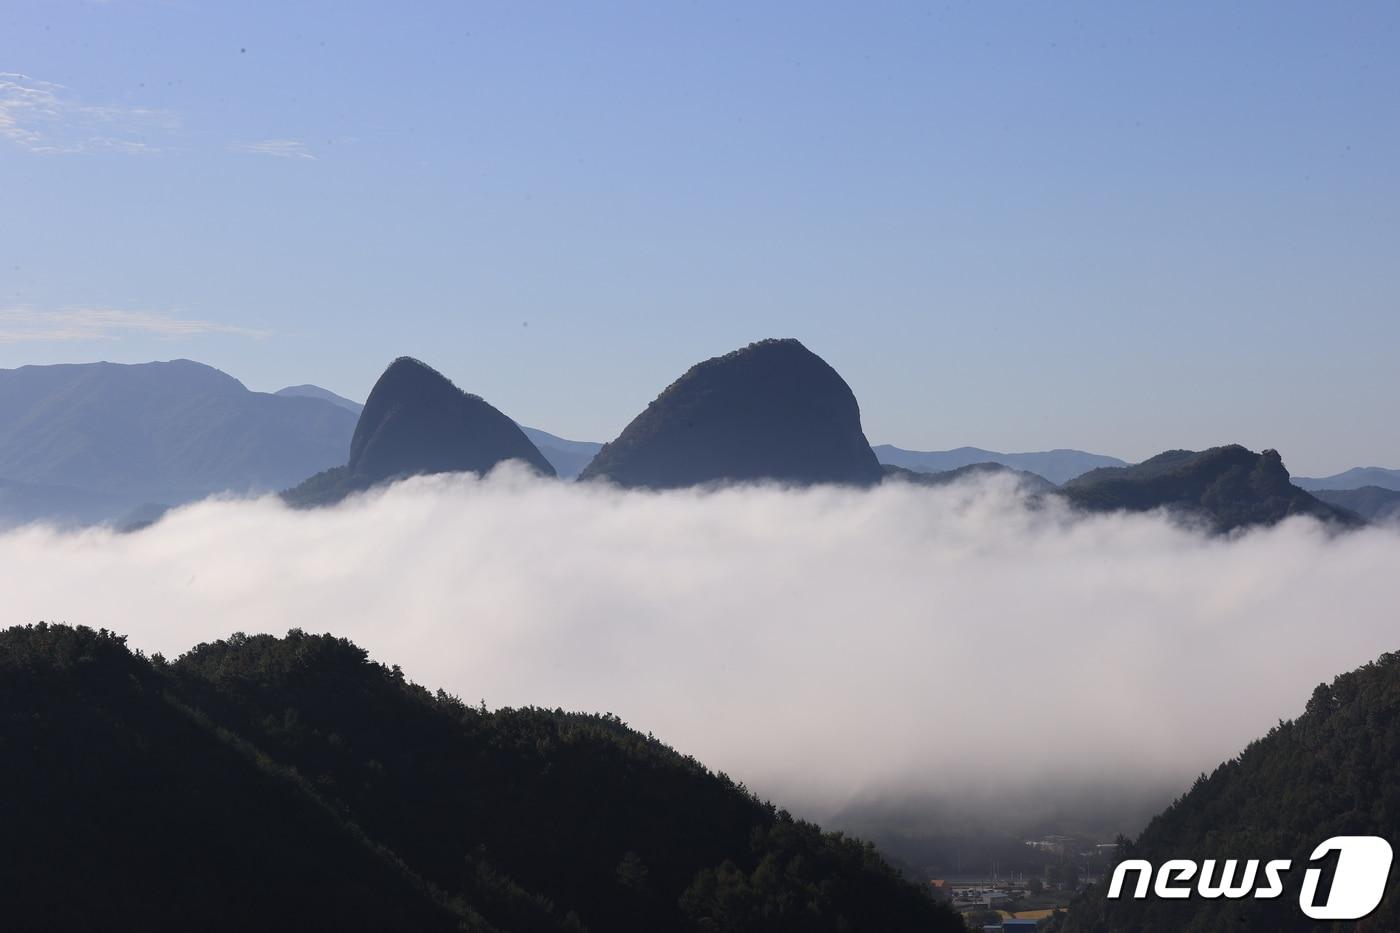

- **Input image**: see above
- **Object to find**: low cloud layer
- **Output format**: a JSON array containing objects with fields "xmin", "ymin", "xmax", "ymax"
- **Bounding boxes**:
[{"xmin": 5, "ymin": 469, "xmax": 1397, "ymax": 832}]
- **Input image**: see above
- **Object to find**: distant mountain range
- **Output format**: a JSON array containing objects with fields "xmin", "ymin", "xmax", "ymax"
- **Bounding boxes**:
[
  {"xmin": 1293, "ymin": 465, "xmax": 1400, "ymax": 492},
  {"xmin": 2, "ymin": 352, "xmax": 1397, "ymax": 532},
  {"xmin": 881, "ymin": 461, "xmax": 1057, "ymax": 494},
  {"xmin": 274, "ymin": 383, "xmax": 364, "ymax": 416},
  {"xmin": 873, "ymin": 445, "xmax": 1126, "ymax": 485},
  {"xmin": 0, "ymin": 360, "xmax": 356, "ymax": 526},
  {"xmin": 518, "ymin": 426, "xmax": 602, "ymax": 480},
  {"xmin": 1311, "ymin": 485, "xmax": 1400, "ymax": 523},
  {"xmin": 0, "ymin": 477, "xmax": 133, "ymax": 527},
  {"xmin": 276, "ymin": 386, "xmax": 1119, "ymax": 488}
]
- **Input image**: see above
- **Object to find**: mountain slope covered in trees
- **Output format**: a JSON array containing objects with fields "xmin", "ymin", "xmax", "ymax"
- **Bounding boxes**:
[
  {"xmin": 1056, "ymin": 647, "xmax": 1400, "ymax": 933},
  {"xmin": 0, "ymin": 623, "xmax": 961, "ymax": 933}
]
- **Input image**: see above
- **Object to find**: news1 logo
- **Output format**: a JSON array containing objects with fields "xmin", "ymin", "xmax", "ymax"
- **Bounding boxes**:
[{"xmin": 1106, "ymin": 836, "xmax": 1394, "ymax": 920}]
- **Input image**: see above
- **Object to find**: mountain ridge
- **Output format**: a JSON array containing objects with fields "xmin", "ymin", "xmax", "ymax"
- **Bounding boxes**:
[
  {"xmin": 0, "ymin": 360, "xmax": 356, "ymax": 520},
  {"xmin": 276, "ymin": 383, "xmax": 365, "ymax": 415},
  {"xmin": 1294, "ymin": 466, "xmax": 1400, "ymax": 492},
  {"xmin": 874, "ymin": 444, "xmax": 1126, "ymax": 485},
  {"xmin": 1060, "ymin": 445, "xmax": 1354, "ymax": 533},
  {"xmin": 0, "ymin": 621, "xmax": 962, "ymax": 933},
  {"xmin": 1312, "ymin": 485, "xmax": 1400, "ymax": 523}
]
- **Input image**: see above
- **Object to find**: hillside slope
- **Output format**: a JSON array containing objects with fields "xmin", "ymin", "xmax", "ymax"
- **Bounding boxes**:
[
  {"xmin": 1057, "ymin": 648, "xmax": 1400, "ymax": 932},
  {"xmin": 0, "ymin": 623, "xmax": 962, "ymax": 933}
]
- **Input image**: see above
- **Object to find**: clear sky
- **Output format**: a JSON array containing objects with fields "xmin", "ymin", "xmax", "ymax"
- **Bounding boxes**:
[{"xmin": 2, "ymin": 1, "xmax": 1397, "ymax": 475}]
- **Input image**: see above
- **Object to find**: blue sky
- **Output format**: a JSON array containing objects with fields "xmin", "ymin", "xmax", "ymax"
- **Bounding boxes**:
[{"xmin": 2, "ymin": 1, "xmax": 1397, "ymax": 474}]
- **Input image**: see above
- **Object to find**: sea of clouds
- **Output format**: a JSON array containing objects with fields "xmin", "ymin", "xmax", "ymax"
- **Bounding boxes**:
[{"xmin": 5, "ymin": 466, "xmax": 1398, "ymax": 833}]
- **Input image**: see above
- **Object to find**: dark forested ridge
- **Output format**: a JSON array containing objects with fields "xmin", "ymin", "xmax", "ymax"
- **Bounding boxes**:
[
  {"xmin": 1054, "ymin": 649, "xmax": 1400, "ymax": 933},
  {"xmin": 0, "ymin": 623, "xmax": 961, "ymax": 933},
  {"xmin": 579, "ymin": 339, "xmax": 884, "ymax": 489},
  {"xmin": 1059, "ymin": 445, "xmax": 1356, "ymax": 533},
  {"xmin": 284, "ymin": 357, "xmax": 554, "ymax": 506}
]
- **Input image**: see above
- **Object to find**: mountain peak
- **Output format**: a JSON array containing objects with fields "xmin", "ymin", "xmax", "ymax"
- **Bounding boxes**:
[
  {"xmin": 1061, "ymin": 444, "xmax": 1354, "ymax": 532},
  {"xmin": 579, "ymin": 338, "xmax": 882, "ymax": 489},
  {"xmin": 339, "ymin": 357, "xmax": 554, "ymax": 486}
]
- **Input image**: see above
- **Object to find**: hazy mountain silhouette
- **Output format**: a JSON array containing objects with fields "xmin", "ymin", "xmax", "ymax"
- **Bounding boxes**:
[
  {"xmin": 277, "ymin": 385, "xmax": 605, "ymax": 480},
  {"xmin": 579, "ymin": 339, "xmax": 883, "ymax": 489},
  {"xmin": 0, "ymin": 622, "xmax": 962, "ymax": 933},
  {"xmin": 284, "ymin": 358, "xmax": 554, "ymax": 506},
  {"xmin": 0, "ymin": 360, "xmax": 356, "ymax": 522},
  {"xmin": 275, "ymin": 383, "xmax": 365, "ymax": 416},
  {"xmin": 873, "ymin": 445, "xmax": 1125, "ymax": 485},
  {"xmin": 1293, "ymin": 466, "xmax": 1400, "ymax": 492},
  {"xmin": 517, "ymin": 426, "xmax": 602, "ymax": 480},
  {"xmin": 0, "ymin": 477, "xmax": 133, "ymax": 528},
  {"xmin": 1313, "ymin": 485, "xmax": 1400, "ymax": 523},
  {"xmin": 881, "ymin": 461, "xmax": 1055, "ymax": 493},
  {"xmin": 1060, "ymin": 647, "xmax": 1400, "ymax": 932},
  {"xmin": 1059, "ymin": 445, "xmax": 1355, "ymax": 532}
]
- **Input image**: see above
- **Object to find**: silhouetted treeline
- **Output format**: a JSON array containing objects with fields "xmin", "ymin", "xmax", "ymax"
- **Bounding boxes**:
[{"xmin": 0, "ymin": 623, "xmax": 961, "ymax": 932}]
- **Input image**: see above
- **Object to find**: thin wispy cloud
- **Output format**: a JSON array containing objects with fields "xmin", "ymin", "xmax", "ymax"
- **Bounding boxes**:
[
  {"xmin": 0, "ymin": 73, "xmax": 177, "ymax": 155},
  {"xmin": 233, "ymin": 139, "xmax": 317, "ymax": 160},
  {"xmin": 0, "ymin": 308, "xmax": 269, "ymax": 343}
]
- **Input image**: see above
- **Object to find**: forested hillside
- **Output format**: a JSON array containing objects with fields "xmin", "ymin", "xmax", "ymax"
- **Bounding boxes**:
[
  {"xmin": 1056, "ymin": 649, "xmax": 1400, "ymax": 932},
  {"xmin": 0, "ymin": 623, "xmax": 962, "ymax": 933}
]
